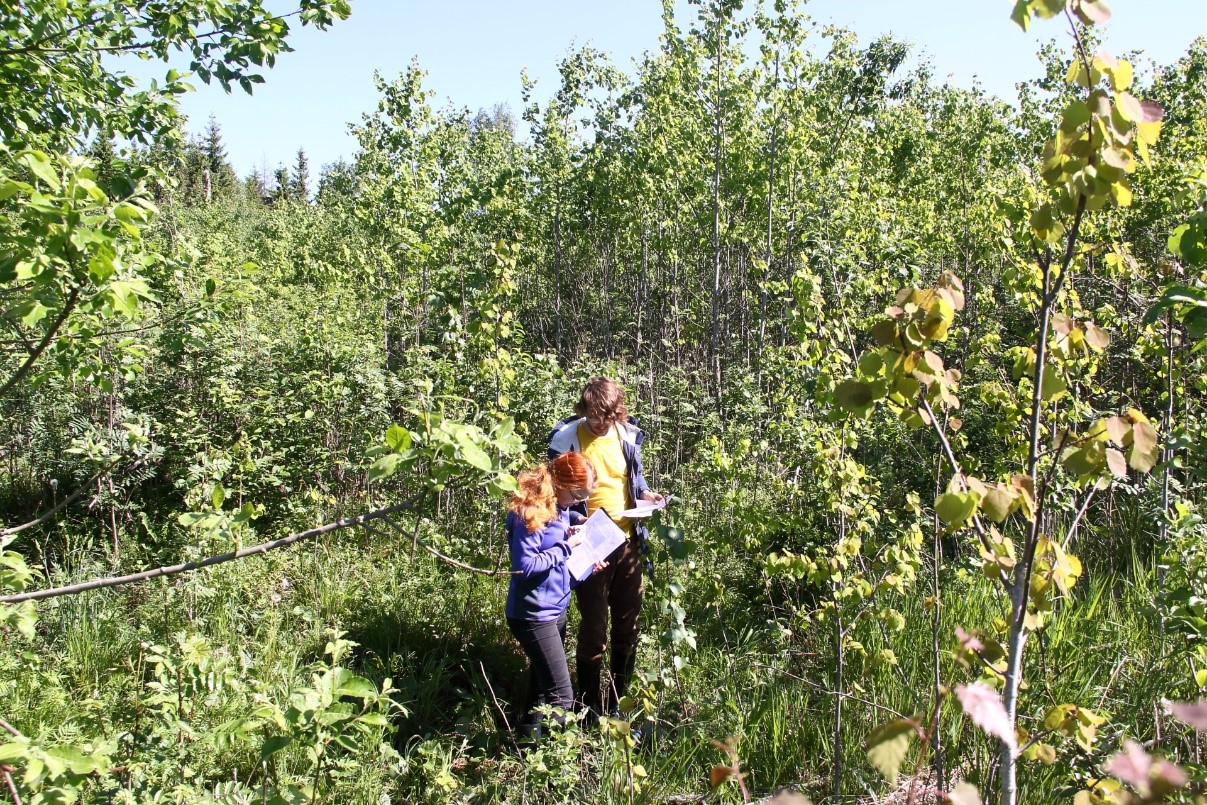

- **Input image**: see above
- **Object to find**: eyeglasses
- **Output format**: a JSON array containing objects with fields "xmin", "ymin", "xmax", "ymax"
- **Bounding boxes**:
[{"xmin": 570, "ymin": 488, "xmax": 591, "ymax": 503}]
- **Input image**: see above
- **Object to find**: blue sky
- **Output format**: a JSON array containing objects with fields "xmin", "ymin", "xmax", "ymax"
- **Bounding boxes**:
[{"xmin": 117, "ymin": 1, "xmax": 1207, "ymax": 178}]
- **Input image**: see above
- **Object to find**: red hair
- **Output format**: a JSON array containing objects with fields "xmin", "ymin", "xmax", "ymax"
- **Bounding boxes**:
[{"xmin": 509, "ymin": 453, "xmax": 597, "ymax": 532}]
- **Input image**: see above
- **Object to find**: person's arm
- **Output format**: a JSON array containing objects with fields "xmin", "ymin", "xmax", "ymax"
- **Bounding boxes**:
[
  {"xmin": 509, "ymin": 517, "xmax": 572, "ymax": 577},
  {"xmin": 629, "ymin": 441, "xmax": 662, "ymax": 503}
]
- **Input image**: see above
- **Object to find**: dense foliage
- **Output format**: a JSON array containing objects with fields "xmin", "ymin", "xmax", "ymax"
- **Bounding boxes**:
[{"xmin": 3, "ymin": 0, "xmax": 1207, "ymax": 803}]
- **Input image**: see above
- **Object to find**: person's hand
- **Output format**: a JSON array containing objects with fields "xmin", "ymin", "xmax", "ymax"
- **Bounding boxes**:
[
  {"xmin": 592, "ymin": 560, "xmax": 609, "ymax": 574},
  {"xmin": 641, "ymin": 490, "xmax": 664, "ymax": 504},
  {"xmin": 567, "ymin": 527, "xmax": 584, "ymax": 548}
]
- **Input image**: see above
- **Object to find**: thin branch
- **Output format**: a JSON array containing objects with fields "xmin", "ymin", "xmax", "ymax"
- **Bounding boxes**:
[
  {"xmin": 0, "ymin": 10, "xmax": 303, "ymax": 58},
  {"xmin": 918, "ymin": 396, "xmax": 1002, "ymax": 567},
  {"xmin": 1061, "ymin": 485, "xmax": 1097, "ymax": 551},
  {"xmin": 0, "ymin": 313, "xmax": 179, "ymax": 347},
  {"xmin": 1, "ymin": 460, "xmax": 143, "ymax": 538},
  {"xmin": 0, "ymin": 286, "xmax": 81, "ymax": 400},
  {"xmin": 479, "ymin": 661, "xmax": 515, "ymax": 739},
  {"xmin": 0, "ymin": 718, "xmax": 21, "ymax": 738},
  {"xmin": 2, "ymin": 767, "xmax": 20, "ymax": 805},
  {"xmin": 416, "ymin": 539, "xmax": 517, "ymax": 577},
  {"xmin": 1, "ymin": 501, "xmax": 419, "ymax": 603}
]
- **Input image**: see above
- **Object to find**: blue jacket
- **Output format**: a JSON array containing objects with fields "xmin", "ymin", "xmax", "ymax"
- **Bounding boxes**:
[
  {"xmin": 505, "ymin": 507, "xmax": 574, "ymax": 622},
  {"xmin": 547, "ymin": 416, "xmax": 652, "ymax": 545}
]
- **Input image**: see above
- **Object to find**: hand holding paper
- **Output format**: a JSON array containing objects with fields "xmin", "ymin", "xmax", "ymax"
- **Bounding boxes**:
[
  {"xmin": 566, "ymin": 509, "xmax": 627, "ymax": 581},
  {"xmin": 617, "ymin": 493, "xmax": 673, "ymax": 520}
]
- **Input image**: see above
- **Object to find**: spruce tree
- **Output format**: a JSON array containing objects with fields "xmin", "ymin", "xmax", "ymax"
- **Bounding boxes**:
[
  {"xmin": 271, "ymin": 164, "xmax": 291, "ymax": 203},
  {"xmin": 201, "ymin": 114, "xmax": 238, "ymax": 196},
  {"xmin": 291, "ymin": 147, "xmax": 310, "ymax": 202}
]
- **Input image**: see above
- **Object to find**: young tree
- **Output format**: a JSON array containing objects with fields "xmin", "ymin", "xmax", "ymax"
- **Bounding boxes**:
[
  {"xmin": 292, "ymin": 147, "xmax": 311, "ymax": 202},
  {"xmin": 201, "ymin": 113, "xmax": 238, "ymax": 198}
]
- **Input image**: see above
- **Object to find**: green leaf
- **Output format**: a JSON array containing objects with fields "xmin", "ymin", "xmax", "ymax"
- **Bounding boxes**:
[
  {"xmin": 865, "ymin": 719, "xmax": 914, "ymax": 784},
  {"xmin": 0, "ymin": 179, "xmax": 30, "ymax": 201},
  {"xmin": 385, "ymin": 424, "xmax": 411, "ymax": 452},
  {"xmin": 1040, "ymin": 364, "xmax": 1067, "ymax": 401},
  {"xmin": 1010, "ymin": 0, "xmax": 1032, "ymax": 30},
  {"xmin": 0, "ymin": 741, "xmax": 27, "ymax": 761},
  {"xmin": 935, "ymin": 492, "xmax": 977, "ymax": 526},
  {"xmin": 1060, "ymin": 100, "xmax": 1091, "ymax": 132},
  {"xmin": 1168, "ymin": 224, "xmax": 1207, "ymax": 265},
  {"xmin": 261, "ymin": 735, "xmax": 292, "ymax": 760},
  {"xmin": 982, "ymin": 486, "xmax": 1018, "ymax": 523},
  {"xmin": 458, "ymin": 441, "xmax": 493, "ymax": 472},
  {"xmin": 335, "ymin": 675, "xmax": 378, "ymax": 699},
  {"xmin": 21, "ymin": 151, "xmax": 60, "ymax": 190},
  {"xmin": 368, "ymin": 453, "xmax": 403, "ymax": 483},
  {"xmin": 834, "ymin": 379, "xmax": 878, "ymax": 412}
]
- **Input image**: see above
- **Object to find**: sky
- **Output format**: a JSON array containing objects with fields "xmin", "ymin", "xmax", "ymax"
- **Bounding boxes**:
[{"xmin": 116, "ymin": 1, "xmax": 1207, "ymax": 178}]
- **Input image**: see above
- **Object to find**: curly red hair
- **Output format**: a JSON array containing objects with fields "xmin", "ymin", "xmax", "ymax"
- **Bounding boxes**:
[{"xmin": 510, "ymin": 452, "xmax": 597, "ymax": 532}]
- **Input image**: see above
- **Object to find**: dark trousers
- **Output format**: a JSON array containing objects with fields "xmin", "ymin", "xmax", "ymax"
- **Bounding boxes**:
[
  {"xmin": 574, "ymin": 538, "xmax": 643, "ymax": 715},
  {"xmin": 508, "ymin": 611, "xmax": 572, "ymax": 742}
]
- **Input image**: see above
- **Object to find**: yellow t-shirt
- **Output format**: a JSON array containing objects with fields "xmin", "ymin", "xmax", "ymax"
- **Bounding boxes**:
[{"xmin": 579, "ymin": 422, "xmax": 632, "ymax": 536}]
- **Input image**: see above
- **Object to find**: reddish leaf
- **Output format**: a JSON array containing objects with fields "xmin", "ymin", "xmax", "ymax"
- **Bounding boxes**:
[
  {"xmin": 1154, "ymin": 759, "xmax": 1189, "ymax": 789},
  {"xmin": 1105, "ymin": 739, "xmax": 1189, "ymax": 795},
  {"xmin": 1105, "ymin": 448, "xmax": 1128, "ymax": 478},
  {"xmin": 1105, "ymin": 739, "xmax": 1151, "ymax": 789},
  {"xmin": 1104, "ymin": 415, "xmax": 1129, "ymax": 444},
  {"xmin": 1139, "ymin": 100, "xmax": 1164, "ymax": 123},
  {"xmin": 956, "ymin": 683, "xmax": 1017, "ymax": 751},
  {"xmin": 710, "ymin": 765, "xmax": 733, "ymax": 789},
  {"xmin": 1080, "ymin": 1, "xmax": 1112, "ymax": 25},
  {"xmin": 955, "ymin": 626, "xmax": 984, "ymax": 653},
  {"xmin": 1171, "ymin": 700, "xmax": 1207, "ymax": 730}
]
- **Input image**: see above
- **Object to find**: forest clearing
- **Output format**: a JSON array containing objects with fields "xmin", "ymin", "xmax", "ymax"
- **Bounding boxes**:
[{"xmin": 4, "ymin": 1, "xmax": 1207, "ymax": 803}]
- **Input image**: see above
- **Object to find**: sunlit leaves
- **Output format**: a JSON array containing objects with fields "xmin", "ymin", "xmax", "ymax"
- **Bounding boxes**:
[
  {"xmin": 0, "ymin": 149, "xmax": 163, "ymax": 394},
  {"xmin": 1044, "ymin": 703, "xmax": 1106, "ymax": 751},
  {"xmin": 835, "ymin": 272, "xmax": 964, "ymax": 423},
  {"xmin": 1059, "ymin": 410, "xmax": 1160, "ymax": 483},
  {"xmin": 366, "ymin": 411, "xmax": 521, "ymax": 496},
  {"xmin": 1011, "ymin": 0, "xmax": 1067, "ymax": 32},
  {"xmin": 936, "ymin": 492, "xmax": 978, "ymax": 528},
  {"xmin": 1033, "ymin": 39, "xmax": 1163, "ymax": 227},
  {"xmin": 865, "ymin": 719, "xmax": 916, "ymax": 784}
]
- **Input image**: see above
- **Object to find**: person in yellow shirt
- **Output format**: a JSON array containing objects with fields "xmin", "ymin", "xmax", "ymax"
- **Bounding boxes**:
[{"xmin": 548, "ymin": 377, "xmax": 663, "ymax": 719}]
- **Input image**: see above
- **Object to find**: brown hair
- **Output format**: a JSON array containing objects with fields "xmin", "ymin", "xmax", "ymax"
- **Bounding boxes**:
[
  {"xmin": 509, "ymin": 452, "xmax": 597, "ymax": 532},
  {"xmin": 573, "ymin": 376, "xmax": 629, "ymax": 423}
]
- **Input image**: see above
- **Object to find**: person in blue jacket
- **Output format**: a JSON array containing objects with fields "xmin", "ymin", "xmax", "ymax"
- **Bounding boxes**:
[
  {"xmin": 548, "ymin": 376, "xmax": 663, "ymax": 719},
  {"xmin": 506, "ymin": 450, "xmax": 603, "ymax": 742}
]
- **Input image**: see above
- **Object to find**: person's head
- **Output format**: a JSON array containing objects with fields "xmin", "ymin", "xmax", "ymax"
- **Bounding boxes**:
[
  {"xmin": 574, "ymin": 376, "xmax": 629, "ymax": 436},
  {"xmin": 510, "ymin": 452, "xmax": 598, "ymax": 531}
]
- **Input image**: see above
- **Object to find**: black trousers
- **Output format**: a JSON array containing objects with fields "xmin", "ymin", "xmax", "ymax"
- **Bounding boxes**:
[
  {"xmin": 574, "ymin": 538, "xmax": 643, "ymax": 715},
  {"xmin": 508, "ymin": 611, "xmax": 573, "ymax": 741}
]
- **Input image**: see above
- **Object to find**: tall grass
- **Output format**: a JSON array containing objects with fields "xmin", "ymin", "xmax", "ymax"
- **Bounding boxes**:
[{"xmin": 1, "ymin": 517, "xmax": 1187, "ymax": 804}]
